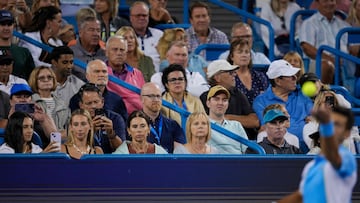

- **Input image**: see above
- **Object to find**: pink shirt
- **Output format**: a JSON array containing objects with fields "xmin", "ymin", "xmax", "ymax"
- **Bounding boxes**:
[{"xmin": 107, "ymin": 64, "xmax": 145, "ymax": 114}]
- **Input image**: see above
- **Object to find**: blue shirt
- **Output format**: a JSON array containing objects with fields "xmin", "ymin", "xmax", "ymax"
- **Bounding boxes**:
[
  {"xmin": 253, "ymin": 86, "xmax": 313, "ymax": 141},
  {"xmin": 235, "ymin": 69, "xmax": 269, "ymax": 105},
  {"xmin": 147, "ymin": 113, "xmax": 186, "ymax": 153},
  {"xmin": 300, "ymin": 146, "xmax": 357, "ymax": 203},
  {"xmin": 94, "ymin": 109, "xmax": 126, "ymax": 154}
]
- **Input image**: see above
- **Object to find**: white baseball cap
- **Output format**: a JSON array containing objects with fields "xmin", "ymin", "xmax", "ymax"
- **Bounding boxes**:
[
  {"xmin": 207, "ymin": 59, "xmax": 238, "ymax": 78},
  {"xmin": 266, "ymin": 59, "xmax": 300, "ymax": 79}
]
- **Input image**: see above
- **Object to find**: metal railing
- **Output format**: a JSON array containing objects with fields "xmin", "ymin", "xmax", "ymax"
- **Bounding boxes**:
[
  {"xmin": 289, "ymin": 10, "xmax": 316, "ymax": 52},
  {"xmin": 12, "ymin": 31, "xmax": 265, "ymax": 154},
  {"xmin": 183, "ymin": 0, "xmax": 275, "ymax": 61},
  {"xmin": 334, "ymin": 27, "xmax": 360, "ymax": 85}
]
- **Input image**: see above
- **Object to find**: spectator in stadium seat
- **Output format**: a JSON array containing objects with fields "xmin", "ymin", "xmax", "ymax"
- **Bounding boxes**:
[
  {"xmin": 19, "ymin": 6, "xmax": 63, "ymax": 67},
  {"xmin": 260, "ymin": 0, "xmax": 301, "ymax": 57},
  {"xmin": 347, "ymin": 0, "xmax": 360, "ymax": 85},
  {"xmin": 105, "ymin": 36, "xmax": 145, "ymax": 114},
  {"xmin": 69, "ymin": 59, "xmax": 128, "ymax": 122},
  {"xmin": 70, "ymin": 14, "xmax": 106, "ymax": 81},
  {"xmin": 28, "ymin": 66, "xmax": 70, "ymax": 132},
  {"xmin": 227, "ymin": 39, "xmax": 269, "ymax": 105},
  {"xmin": 113, "ymin": 110, "xmax": 168, "ymax": 154},
  {"xmin": 160, "ymin": 64, "xmax": 205, "ymax": 127},
  {"xmin": 0, "ymin": 49, "xmax": 28, "ymax": 95},
  {"xmin": 299, "ymin": 0, "xmax": 350, "ymax": 84},
  {"xmin": 61, "ymin": 109, "xmax": 103, "ymax": 159},
  {"xmin": 129, "ymin": 1, "xmax": 163, "ymax": 71},
  {"xmin": 78, "ymin": 83, "xmax": 125, "ymax": 153},
  {"xmin": 141, "ymin": 82, "xmax": 186, "ymax": 153},
  {"xmin": 148, "ymin": 0, "xmax": 177, "ymax": 27},
  {"xmin": 310, "ymin": 0, "xmax": 352, "ymax": 14},
  {"xmin": 302, "ymin": 84, "xmax": 360, "ymax": 154},
  {"xmin": 206, "ymin": 85, "xmax": 248, "ymax": 154},
  {"xmin": 116, "ymin": 26, "xmax": 155, "ymax": 82},
  {"xmin": 246, "ymin": 109, "xmax": 302, "ymax": 154},
  {"xmin": 2, "ymin": 0, "xmax": 32, "ymax": 32},
  {"xmin": 0, "ymin": 10, "xmax": 35, "ymax": 80},
  {"xmin": 0, "ymin": 91, "xmax": 10, "ymax": 128},
  {"xmin": 218, "ymin": 22, "xmax": 270, "ymax": 65},
  {"xmin": 8, "ymin": 83, "xmax": 59, "ymax": 145},
  {"xmin": 283, "ymin": 51, "xmax": 305, "ymax": 83},
  {"xmin": 253, "ymin": 59, "xmax": 313, "ymax": 151},
  {"xmin": 151, "ymin": 41, "xmax": 209, "ymax": 96},
  {"xmin": 158, "ymin": 29, "xmax": 208, "ymax": 79},
  {"xmin": 174, "ymin": 112, "xmax": 217, "ymax": 154},
  {"xmin": 51, "ymin": 46, "xmax": 84, "ymax": 106},
  {"xmin": 0, "ymin": 111, "xmax": 59, "ymax": 153},
  {"xmin": 186, "ymin": 1, "xmax": 229, "ymax": 58},
  {"xmin": 94, "ymin": 0, "xmax": 130, "ymax": 42},
  {"xmin": 257, "ymin": 104, "xmax": 299, "ymax": 148},
  {"xmin": 200, "ymin": 59, "xmax": 259, "ymax": 140}
]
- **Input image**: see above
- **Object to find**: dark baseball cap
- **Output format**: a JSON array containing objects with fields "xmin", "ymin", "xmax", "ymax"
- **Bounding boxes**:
[
  {"xmin": 299, "ymin": 73, "xmax": 319, "ymax": 87},
  {"xmin": 0, "ymin": 10, "xmax": 14, "ymax": 23},
  {"xmin": 0, "ymin": 49, "xmax": 13, "ymax": 63}
]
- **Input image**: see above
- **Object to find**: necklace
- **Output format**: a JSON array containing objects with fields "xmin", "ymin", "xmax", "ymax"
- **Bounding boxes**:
[{"xmin": 73, "ymin": 144, "xmax": 90, "ymax": 155}]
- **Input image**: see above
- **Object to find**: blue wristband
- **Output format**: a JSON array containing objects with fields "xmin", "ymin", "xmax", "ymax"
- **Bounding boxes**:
[{"xmin": 319, "ymin": 122, "xmax": 334, "ymax": 137}]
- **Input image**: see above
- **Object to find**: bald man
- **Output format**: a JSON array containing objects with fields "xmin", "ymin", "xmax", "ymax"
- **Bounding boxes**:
[
  {"xmin": 141, "ymin": 82, "xmax": 186, "ymax": 153},
  {"xmin": 69, "ymin": 59, "xmax": 128, "ymax": 121}
]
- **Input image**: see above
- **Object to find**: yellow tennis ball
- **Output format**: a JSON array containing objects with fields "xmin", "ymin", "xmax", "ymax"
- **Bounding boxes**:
[{"xmin": 302, "ymin": 81, "xmax": 317, "ymax": 97}]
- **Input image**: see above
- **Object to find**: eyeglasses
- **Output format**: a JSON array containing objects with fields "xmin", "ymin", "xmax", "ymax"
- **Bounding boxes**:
[
  {"xmin": 0, "ymin": 21, "xmax": 13, "ymax": 26},
  {"xmin": 131, "ymin": 14, "xmax": 149, "ymax": 18},
  {"xmin": 142, "ymin": 94, "xmax": 162, "ymax": 100},
  {"xmin": 37, "ymin": 75, "xmax": 54, "ymax": 81},
  {"xmin": 280, "ymin": 75, "xmax": 297, "ymax": 80},
  {"xmin": 219, "ymin": 70, "xmax": 236, "ymax": 76},
  {"xmin": 0, "ymin": 60, "xmax": 13, "ymax": 66},
  {"xmin": 167, "ymin": 77, "xmax": 185, "ymax": 83}
]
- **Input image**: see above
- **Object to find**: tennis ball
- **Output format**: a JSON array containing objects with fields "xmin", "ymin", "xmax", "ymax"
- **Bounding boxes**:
[{"xmin": 302, "ymin": 81, "xmax": 317, "ymax": 97}]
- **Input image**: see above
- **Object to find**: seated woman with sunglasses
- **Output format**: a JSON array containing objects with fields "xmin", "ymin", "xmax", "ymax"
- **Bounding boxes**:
[
  {"xmin": 61, "ymin": 109, "xmax": 103, "ymax": 159},
  {"xmin": 113, "ymin": 111, "xmax": 167, "ymax": 154},
  {"xmin": 0, "ymin": 111, "xmax": 59, "ymax": 153},
  {"xmin": 161, "ymin": 64, "xmax": 205, "ymax": 127},
  {"xmin": 303, "ymin": 90, "xmax": 360, "ymax": 154},
  {"xmin": 28, "ymin": 66, "xmax": 70, "ymax": 133}
]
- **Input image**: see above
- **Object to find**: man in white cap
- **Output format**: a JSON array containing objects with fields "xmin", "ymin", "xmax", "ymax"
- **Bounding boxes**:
[
  {"xmin": 200, "ymin": 59, "xmax": 259, "ymax": 140},
  {"xmin": 253, "ymin": 59, "xmax": 313, "ymax": 151}
]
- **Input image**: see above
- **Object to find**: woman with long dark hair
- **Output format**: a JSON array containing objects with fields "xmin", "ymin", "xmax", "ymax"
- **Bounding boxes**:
[{"xmin": 19, "ymin": 6, "xmax": 63, "ymax": 67}]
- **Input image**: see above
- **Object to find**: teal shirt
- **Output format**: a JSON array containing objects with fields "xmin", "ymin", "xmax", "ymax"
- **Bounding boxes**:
[{"xmin": 209, "ymin": 119, "xmax": 248, "ymax": 154}]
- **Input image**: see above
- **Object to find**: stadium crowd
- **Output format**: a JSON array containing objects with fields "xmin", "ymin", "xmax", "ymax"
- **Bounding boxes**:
[{"xmin": 0, "ymin": 0, "xmax": 359, "ymax": 157}]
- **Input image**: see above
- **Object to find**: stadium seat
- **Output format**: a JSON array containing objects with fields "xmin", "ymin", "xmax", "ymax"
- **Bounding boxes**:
[
  {"xmin": 63, "ymin": 16, "xmax": 78, "ymax": 34},
  {"xmin": 193, "ymin": 44, "xmax": 230, "ymax": 61}
]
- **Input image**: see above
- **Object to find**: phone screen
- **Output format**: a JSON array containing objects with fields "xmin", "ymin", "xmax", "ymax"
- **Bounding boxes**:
[
  {"xmin": 95, "ymin": 108, "xmax": 105, "ymax": 116},
  {"xmin": 325, "ymin": 96, "xmax": 335, "ymax": 107},
  {"xmin": 15, "ymin": 103, "xmax": 35, "ymax": 114}
]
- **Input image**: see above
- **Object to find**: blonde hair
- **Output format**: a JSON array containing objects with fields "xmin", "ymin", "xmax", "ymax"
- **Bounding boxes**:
[
  {"xmin": 28, "ymin": 66, "xmax": 57, "ymax": 92},
  {"xmin": 283, "ymin": 51, "xmax": 305, "ymax": 81},
  {"xmin": 157, "ymin": 28, "xmax": 185, "ymax": 60},
  {"xmin": 31, "ymin": 0, "xmax": 60, "ymax": 14},
  {"xmin": 115, "ymin": 26, "xmax": 144, "ymax": 59},
  {"xmin": 66, "ymin": 109, "xmax": 94, "ymax": 147},
  {"xmin": 185, "ymin": 112, "xmax": 211, "ymax": 144},
  {"xmin": 313, "ymin": 90, "xmax": 338, "ymax": 111},
  {"xmin": 76, "ymin": 7, "xmax": 97, "ymax": 28},
  {"xmin": 347, "ymin": 0, "xmax": 360, "ymax": 25},
  {"xmin": 263, "ymin": 103, "xmax": 285, "ymax": 116}
]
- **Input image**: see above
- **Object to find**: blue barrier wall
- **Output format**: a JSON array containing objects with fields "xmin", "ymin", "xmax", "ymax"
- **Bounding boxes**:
[{"xmin": 0, "ymin": 155, "xmax": 360, "ymax": 202}]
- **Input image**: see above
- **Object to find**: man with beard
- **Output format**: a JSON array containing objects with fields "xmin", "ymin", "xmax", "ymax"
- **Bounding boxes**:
[
  {"xmin": 141, "ymin": 82, "xmax": 185, "ymax": 153},
  {"xmin": 70, "ymin": 15, "xmax": 106, "ymax": 81},
  {"xmin": 51, "ymin": 46, "xmax": 84, "ymax": 106},
  {"xmin": 0, "ymin": 10, "xmax": 35, "ymax": 80}
]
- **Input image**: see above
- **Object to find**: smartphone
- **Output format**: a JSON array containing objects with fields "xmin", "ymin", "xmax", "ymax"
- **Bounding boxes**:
[
  {"xmin": 15, "ymin": 103, "xmax": 35, "ymax": 114},
  {"xmin": 325, "ymin": 96, "xmax": 335, "ymax": 108},
  {"xmin": 50, "ymin": 132, "xmax": 61, "ymax": 148},
  {"xmin": 95, "ymin": 108, "xmax": 105, "ymax": 116}
]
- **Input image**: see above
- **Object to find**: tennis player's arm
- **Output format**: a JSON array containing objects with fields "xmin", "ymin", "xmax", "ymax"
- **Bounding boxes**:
[{"xmin": 277, "ymin": 190, "xmax": 302, "ymax": 203}]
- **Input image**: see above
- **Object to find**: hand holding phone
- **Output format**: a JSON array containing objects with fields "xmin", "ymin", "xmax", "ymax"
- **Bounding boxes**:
[
  {"xmin": 50, "ymin": 132, "xmax": 61, "ymax": 149},
  {"xmin": 15, "ymin": 103, "xmax": 35, "ymax": 114}
]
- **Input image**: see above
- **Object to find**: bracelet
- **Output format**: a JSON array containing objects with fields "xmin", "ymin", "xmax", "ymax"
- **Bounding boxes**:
[{"xmin": 319, "ymin": 121, "xmax": 334, "ymax": 137}]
